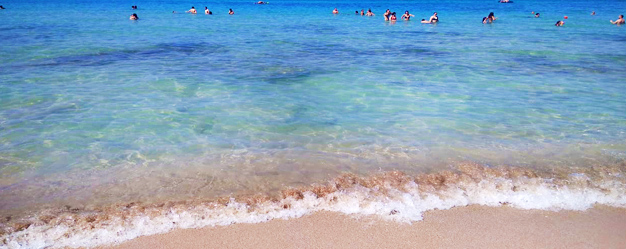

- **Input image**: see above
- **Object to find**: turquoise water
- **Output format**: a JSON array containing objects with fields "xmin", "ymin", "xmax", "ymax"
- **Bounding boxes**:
[{"xmin": 1, "ymin": 0, "xmax": 626, "ymax": 217}]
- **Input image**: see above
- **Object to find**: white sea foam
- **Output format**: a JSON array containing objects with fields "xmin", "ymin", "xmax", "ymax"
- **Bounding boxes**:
[{"xmin": 2, "ymin": 170, "xmax": 626, "ymax": 249}]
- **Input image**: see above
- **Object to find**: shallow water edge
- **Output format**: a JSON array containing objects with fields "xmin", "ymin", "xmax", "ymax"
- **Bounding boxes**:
[{"xmin": 2, "ymin": 161, "xmax": 625, "ymax": 248}]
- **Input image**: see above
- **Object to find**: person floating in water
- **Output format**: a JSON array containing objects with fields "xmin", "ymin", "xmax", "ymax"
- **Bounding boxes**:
[
  {"xmin": 332, "ymin": 8, "xmax": 338, "ymax": 14},
  {"xmin": 187, "ymin": 6, "xmax": 197, "ymax": 14},
  {"xmin": 429, "ymin": 12, "xmax": 439, "ymax": 23},
  {"xmin": 229, "ymin": 9, "xmax": 234, "ymax": 15},
  {"xmin": 384, "ymin": 9, "xmax": 391, "ymax": 21},
  {"xmin": 0, "ymin": 5, "xmax": 5, "ymax": 9},
  {"xmin": 610, "ymin": 15, "xmax": 625, "ymax": 24},
  {"xmin": 421, "ymin": 19, "xmax": 430, "ymax": 23},
  {"xmin": 402, "ymin": 11, "xmax": 414, "ymax": 20},
  {"xmin": 488, "ymin": 12, "xmax": 497, "ymax": 22},
  {"xmin": 130, "ymin": 13, "xmax": 138, "ymax": 20},
  {"xmin": 591, "ymin": 11, "xmax": 595, "ymax": 16},
  {"xmin": 366, "ymin": 9, "xmax": 374, "ymax": 16},
  {"xmin": 555, "ymin": 20, "xmax": 564, "ymax": 26},
  {"xmin": 205, "ymin": 7, "xmax": 212, "ymax": 15},
  {"xmin": 256, "ymin": 1, "xmax": 267, "ymax": 4},
  {"xmin": 361, "ymin": 9, "xmax": 364, "ymax": 16},
  {"xmin": 535, "ymin": 13, "xmax": 540, "ymax": 18},
  {"xmin": 355, "ymin": 10, "xmax": 359, "ymax": 15}
]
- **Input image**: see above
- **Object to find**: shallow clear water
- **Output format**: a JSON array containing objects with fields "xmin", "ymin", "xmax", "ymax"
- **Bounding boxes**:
[{"xmin": 1, "ymin": 0, "xmax": 626, "ymax": 228}]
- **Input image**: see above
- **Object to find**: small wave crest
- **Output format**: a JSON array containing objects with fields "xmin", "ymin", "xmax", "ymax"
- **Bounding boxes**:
[{"xmin": 2, "ymin": 162, "xmax": 625, "ymax": 248}]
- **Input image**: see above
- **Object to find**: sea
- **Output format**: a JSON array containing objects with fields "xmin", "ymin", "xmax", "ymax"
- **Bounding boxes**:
[{"xmin": 1, "ymin": 0, "xmax": 625, "ymax": 247}]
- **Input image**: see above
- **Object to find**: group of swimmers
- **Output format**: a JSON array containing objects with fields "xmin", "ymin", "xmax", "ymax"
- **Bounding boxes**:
[
  {"xmin": 131, "ymin": 6, "xmax": 236, "ymax": 18},
  {"xmin": 335, "ymin": 8, "xmax": 439, "ymax": 23},
  {"xmin": 333, "ymin": 8, "xmax": 624, "ymax": 26},
  {"xmin": 182, "ymin": 6, "xmax": 234, "ymax": 15},
  {"xmin": 124, "ymin": 4, "xmax": 625, "ymax": 26},
  {"xmin": 481, "ymin": 12, "xmax": 497, "ymax": 23}
]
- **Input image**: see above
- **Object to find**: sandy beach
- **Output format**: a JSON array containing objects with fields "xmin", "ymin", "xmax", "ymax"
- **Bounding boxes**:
[{"xmin": 109, "ymin": 205, "xmax": 626, "ymax": 249}]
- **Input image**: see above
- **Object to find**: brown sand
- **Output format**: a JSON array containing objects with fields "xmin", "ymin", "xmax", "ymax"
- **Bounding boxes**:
[{"xmin": 109, "ymin": 205, "xmax": 626, "ymax": 249}]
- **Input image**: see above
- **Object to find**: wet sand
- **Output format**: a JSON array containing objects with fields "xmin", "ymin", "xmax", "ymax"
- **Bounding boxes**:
[{"xmin": 108, "ymin": 205, "xmax": 626, "ymax": 249}]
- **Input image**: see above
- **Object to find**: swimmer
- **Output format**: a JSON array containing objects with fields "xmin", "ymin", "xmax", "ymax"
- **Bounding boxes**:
[
  {"xmin": 333, "ymin": 8, "xmax": 338, "ymax": 14},
  {"xmin": 366, "ymin": 9, "xmax": 375, "ymax": 16},
  {"xmin": 390, "ymin": 12, "xmax": 397, "ymax": 21},
  {"xmin": 205, "ymin": 7, "xmax": 211, "ymax": 14},
  {"xmin": 401, "ymin": 11, "xmax": 414, "ymax": 20},
  {"xmin": 361, "ymin": 9, "xmax": 364, "ymax": 16},
  {"xmin": 0, "ymin": 5, "xmax": 5, "ymax": 9},
  {"xmin": 488, "ymin": 12, "xmax": 497, "ymax": 22},
  {"xmin": 384, "ymin": 9, "xmax": 391, "ymax": 21},
  {"xmin": 535, "ymin": 13, "xmax": 540, "ymax": 18},
  {"xmin": 555, "ymin": 20, "xmax": 564, "ymax": 26},
  {"xmin": 256, "ymin": 1, "xmax": 265, "ymax": 4},
  {"xmin": 229, "ymin": 8, "xmax": 234, "ymax": 15},
  {"xmin": 355, "ymin": 11, "xmax": 359, "ymax": 15},
  {"xmin": 429, "ymin": 12, "xmax": 439, "ymax": 23},
  {"xmin": 129, "ymin": 13, "xmax": 138, "ymax": 20},
  {"xmin": 591, "ymin": 11, "xmax": 595, "ymax": 15},
  {"xmin": 610, "ymin": 15, "xmax": 625, "ymax": 24},
  {"xmin": 421, "ymin": 19, "xmax": 430, "ymax": 23},
  {"xmin": 186, "ymin": 6, "xmax": 197, "ymax": 14}
]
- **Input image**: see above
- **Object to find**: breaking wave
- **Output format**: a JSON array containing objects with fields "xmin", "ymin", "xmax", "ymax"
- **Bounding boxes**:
[{"xmin": 1, "ymin": 162, "xmax": 626, "ymax": 248}]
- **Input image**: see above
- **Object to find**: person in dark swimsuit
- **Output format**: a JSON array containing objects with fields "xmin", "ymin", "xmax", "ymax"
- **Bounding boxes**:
[
  {"xmin": 402, "ymin": 11, "xmax": 414, "ymax": 20},
  {"xmin": 429, "ymin": 12, "xmax": 438, "ymax": 23}
]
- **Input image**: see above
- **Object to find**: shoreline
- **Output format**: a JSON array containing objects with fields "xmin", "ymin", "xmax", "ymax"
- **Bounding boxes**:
[
  {"xmin": 108, "ymin": 205, "xmax": 626, "ymax": 249},
  {"xmin": 2, "ymin": 163, "xmax": 626, "ymax": 248}
]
